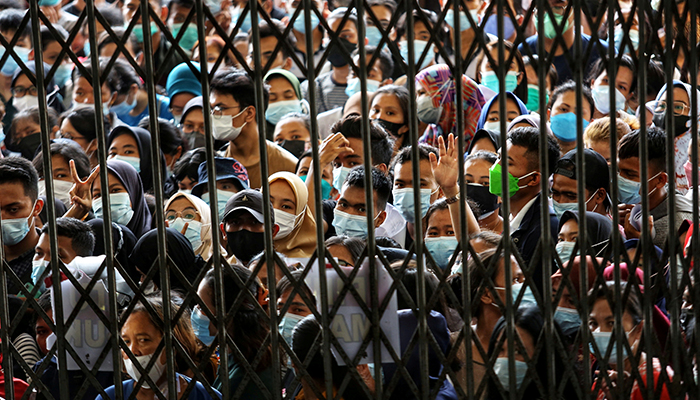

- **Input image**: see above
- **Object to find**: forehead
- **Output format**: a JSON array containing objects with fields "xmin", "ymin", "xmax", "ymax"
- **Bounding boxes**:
[
  {"xmin": 552, "ymin": 173, "xmax": 577, "ymax": 189},
  {"xmin": 329, "ymin": 17, "xmax": 357, "ymax": 32},
  {"xmin": 267, "ymin": 77, "xmax": 295, "ymax": 93}
]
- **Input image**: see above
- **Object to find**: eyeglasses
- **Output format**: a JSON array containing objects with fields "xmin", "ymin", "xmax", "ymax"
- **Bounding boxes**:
[
  {"xmin": 165, "ymin": 207, "xmax": 200, "ymax": 222},
  {"xmin": 654, "ymin": 101, "xmax": 690, "ymax": 115},
  {"xmin": 12, "ymin": 86, "xmax": 38, "ymax": 98},
  {"xmin": 180, "ymin": 122, "xmax": 205, "ymax": 134},
  {"xmin": 170, "ymin": 106, "xmax": 184, "ymax": 115},
  {"xmin": 56, "ymin": 130, "xmax": 87, "ymax": 142},
  {"xmin": 211, "ymin": 105, "xmax": 242, "ymax": 119}
]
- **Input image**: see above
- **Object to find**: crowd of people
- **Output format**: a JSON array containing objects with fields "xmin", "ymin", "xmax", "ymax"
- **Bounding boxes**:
[{"xmin": 0, "ymin": 0, "xmax": 698, "ymax": 398}]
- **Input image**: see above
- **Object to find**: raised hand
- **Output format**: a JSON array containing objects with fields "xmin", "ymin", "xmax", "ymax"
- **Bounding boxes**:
[
  {"xmin": 68, "ymin": 160, "xmax": 100, "ymax": 214},
  {"xmin": 318, "ymin": 132, "xmax": 353, "ymax": 167},
  {"xmin": 430, "ymin": 133, "xmax": 459, "ymax": 195}
]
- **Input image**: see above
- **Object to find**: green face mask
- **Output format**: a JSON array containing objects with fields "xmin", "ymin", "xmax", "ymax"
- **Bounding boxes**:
[
  {"xmin": 526, "ymin": 84, "xmax": 549, "ymax": 113},
  {"xmin": 489, "ymin": 162, "xmax": 537, "ymax": 198},
  {"xmin": 534, "ymin": 11, "xmax": 570, "ymax": 39}
]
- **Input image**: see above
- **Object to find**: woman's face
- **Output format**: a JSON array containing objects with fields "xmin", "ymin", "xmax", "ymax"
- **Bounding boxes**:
[
  {"xmin": 588, "ymin": 298, "xmax": 641, "ymax": 346},
  {"xmin": 370, "ymin": 93, "xmax": 405, "ymax": 125},
  {"xmin": 165, "ymin": 196, "xmax": 202, "ymax": 223},
  {"xmin": 269, "ymin": 180, "xmax": 297, "ymax": 215},
  {"xmin": 92, "ymin": 172, "xmax": 129, "ymax": 200},
  {"xmin": 295, "ymin": 156, "xmax": 335, "ymax": 194},
  {"xmin": 550, "ymin": 90, "xmax": 593, "ymax": 122},
  {"xmin": 492, "ymin": 256, "xmax": 524, "ymax": 305},
  {"xmin": 481, "ymin": 47, "xmax": 522, "ymax": 84},
  {"xmin": 558, "ymin": 219, "xmax": 579, "ymax": 243},
  {"xmin": 181, "ymin": 108, "xmax": 205, "ymax": 136},
  {"xmin": 327, "ymin": 244, "xmax": 355, "ymax": 267},
  {"xmin": 267, "ymin": 77, "xmax": 297, "ymax": 104},
  {"xmin": 72, "ymin": 77, "xmax": 113, "ymax": 107},
  {"xmin": 592, "ymin": 67, "xmax": 635, "ymax": 101},
  {"xmin": 59, "ymin": 119, "xmax": 94, "ymax": 152},
  {"xmin": 109, "ymin": 133, "xmax": 140, "ymax": 158},
  {"xmin": 465, "ymin": 158, "xmax": 493, "ymax": 185},
  {"xmin": 273, "ymin": 118, "xmax": 311, "ymax": 150},
  {"xmin": 485, "ymin": 98, "xmax": 522, "ymax": 124},
  {"xmin": 196, "ymin": 280, "xmax": 217, "ymax": 335},
  {"xmin": 425, "ymin": 208, "xmax": 454, "ymax": 238},
  {"xmin": 121, "ymin": 311, "xmax": 165, "ymax": 365},
  {"xmin": 11, "ymin": 118, "xmax": 41, "ymax": 144}
]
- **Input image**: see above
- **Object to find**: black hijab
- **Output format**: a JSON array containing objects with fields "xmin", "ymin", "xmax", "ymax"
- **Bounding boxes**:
[
  {"xmin": 104, "ymin": 159, "xmax": 153, "ymax": 237},
  {"xmin": 107, "ymin": 125, "xmax": 165, "ymax": 193},
  {"xmin": 558, "ymin": 211, "xmax": 613, "ymax": 254},
  {"xmin": 87, "ymin": 218, "xmax": 140, "ymax": 282}
]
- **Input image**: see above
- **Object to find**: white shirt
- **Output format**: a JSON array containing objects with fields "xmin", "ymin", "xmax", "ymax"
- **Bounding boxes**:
[
  {"xmin": 509, "ymin": 196, "xmax": 538, "ymax": 232},
  {"xmin": 375, "ymin": 203, "xmax": 408, "ymax": 248}
]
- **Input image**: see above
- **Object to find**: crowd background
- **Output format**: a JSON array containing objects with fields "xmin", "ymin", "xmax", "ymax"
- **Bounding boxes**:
[{"xmin": 0, "ymin": 0, "xmax": 699, "ymax": 398}]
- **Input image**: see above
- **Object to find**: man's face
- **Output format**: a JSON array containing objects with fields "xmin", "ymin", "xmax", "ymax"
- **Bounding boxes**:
[
  {"xmin": 0, "ymin": 182, "xmax": 40, "ymax": 227},
  {"xmin": 329, "ymin": 18, "xmax": 359, "ymax": 45},
  {"xmin": 550, "ymin": 90, "xmax": 592, "ymax": 122},
  {"xmin": 349, "ymin": 56, "xmax": 384, "ymax": 82},
  {"xmin": 248, "ymin": 36, "xmax": 286, "ymax": 70},
  {"xmin": 617, "ymin": 156, "xmax": 640, "ymax": 182},
  {"xmin": 169, "ymin": 93, "xmax": 196, "ymax": 119},
  {"xmin": 167, "ymin": 2, "xmax": 194, "ymax": 26},
  {"xmin": 501, "ymin": 142, "xmax": 536, "ymax": 180},
  {"xmin": 42, "ymin": 41, "xmax": 66, "ymax": 67},
  {"xmin": 33, "ymin": 233, "xmax": 79, "ymax": 265},
  {"xmin": 0, "ymin": 30, "xmax": 31, "ymax": 48},
  {"xmin": 223, "ymin": 210, "xmax": 265, "ymax": 233},
  {"xmin": 278, "ymin": 290, "xmax": 312, "ymax": 318},
  {"xmin": 123, "ymin": 0, "xmax": 165, "ymax": 23},
  {"xmin": 335, "ymin": 185, "xmax": 382, "ymax": 226},
  {"xmin": 210, "ymin": 91, "xmax": 252, "ymax": 136},
  {"xmin": 333, "ymin": 137, "xmax": 364, "ymax": 169},
  {"xmin": 35, "ymin": 309, "xmax": 53, "ymax": 355},
  {"xmin": 393, "ymin": 160, "xmax": 440, "ymax": 203}
]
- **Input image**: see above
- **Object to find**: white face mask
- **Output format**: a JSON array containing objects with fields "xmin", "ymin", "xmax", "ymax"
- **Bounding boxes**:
[
  {"xmin": 13, "ymin": 95, "xmax": 39, "ymax": 112},
  {"xmin": 38, "ymin": 179, "xmax": 75, "ymax": 206},
  {"xmin": 211, "ymin": 107, "xmax": 248, "ymax": 141},
  {"xmin": 123, "ymin": 352, "xmax": 166, "ymax": 389},
  {"xmin": 274, "ymin": 208, "xmax": 303, "ymax": 239}
]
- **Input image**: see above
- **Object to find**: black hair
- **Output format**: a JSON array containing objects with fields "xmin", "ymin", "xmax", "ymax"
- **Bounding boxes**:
[
  {"xmin": 9, "ymin": 106, "xmax": 59, "ymax": 146},
  {"xmin": 466, "ymin": 248, "xmax": 505, "ymax": 318},
  {"xmin": 0, "ymin": 156, "xmax": 39, "ymax": 202},
  {"xmin": 372, "ymin": 84, "xmax": 409, "ymax": 123},
  {"xmin": 586, "ymin": 54, "xmax": 637, "ymax": 94},
  {"xmin": 295, "ymin": 150, "xmax": 312, "ymax": 174},
  {"xmin": 343, "ymin": 166, "xmax": 392, "ymax": 211},
  {"xmin": 618, "ymin": 127, "xmax": 667, "ymax": 173},
  {"xmin": 507, "ymin": 127, "xmax": 560, "ymax": 175},
  {"xmin": 138, "ymin": 117, "xmax": 188, "ymax": 156},
  {"xmin": 324, "ymin": 235, "xmax": 365, "ymax": 265},
  {"xmin": 60, "ymin": 105, "xmax": 108, "ymax": 142},
  {"xmin": 97, "ymin": 27, "xmax": 130, "ymax": 54},
  {"xmin": 375, "ymin": 236, "xmax": 401, "ymax": 248},
  {"xmin": 396, "ymin": 8, "xmax": 442, "ymax": 42},
  {"xmin": 253, "ymin": 19, "xmax": 297, "ymax": 59},
  {"xmin": 278, "ymin": 112, "xmax": 311, "ymax": 135},
  {"xmin": 548, "ymin": 80, "xmax": 595, "ymax": 121},
  {"xmin": 72, "ymin": 57, "xmax": 128, "ymax": 96},
  {"xmin": 330, "ymin": 115, "xmax": 394, "ymax": 166},
  {"xmin": 32, "ymin": 140, "xmax": 90, "ymax": 180},
  {"xmin": 353, "ymin": 46, "xmax": 394, "ymax": 81},
  {"xmin": 367, "ymin": 0, "xmax": 397, "ymax": 14},
  {"xmin": 167, "ymin": 0, "xmax": 195, "ymax": 16},
  {"xmin": 522, "ymin": 54, "xmax": 558, "ymax": 92},
  {"xmin": 0, "ymin": 9, "xmax": 30, "ymax": 39},
  {"xmin": 210, "ymin": 69, "xmax": 269, "ymax": 113},
  {"xmin": 390, "ymin": 143, "xmax": 437, "ymax": 174},
  {"xmin": 466, "ymin": 150, "xmax": 498, "ymax": 164},
  {"xmin": 588, "ymin": 281, "xmax": 643, "ymax": 326},
  {"xmin": 88, "ymin": 5, "xmax": 125, "ymax": 32},
  {"xmin": 40, "ymin": 24, "xmax": 68, "ymax": 48},
  {"xmin": 40, "ymin": 217, "xmax": 95, "ymax": 257},
  {"xmin": 36, "ymin": 290, "xmax": 52, "ymax": 314},
  {"xmin": 291, "ymin": 315, "xmax": 371, "ymax": 400},
  {"xmin": 423, "ymin": 198, "xmax": 449, "ymax": 235},
  {"xmin": 0, "ymin": 0, "xmax": 23, "ymax": 10},
  {"xmin": 469, "ymin": 230, "xmax": 502, "ymax": 249},
  {"xmin": 276, "ymin": 270, "xmax": 316, "ymax": 308},
  {"xmin": 110, "ymin": 57, "xmax": 142, "ymax": 94},
  {"xmin": 644, "ymin": 60, "xmax": 667, "ymax": 104},
  {"xmin": 173, "ymin": 147, "xmax": 206, "ymax": 182}
]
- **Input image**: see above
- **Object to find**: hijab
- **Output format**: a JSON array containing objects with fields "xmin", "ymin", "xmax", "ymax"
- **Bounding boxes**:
[
  {"xmin": 164, "ymin": 191, "xmax": 218, "ymax": 260},
  {"xmin": 268, "ymin": 172, "xmax": 317, "ymax": 258},
  {"xmin": 415, "ymin": 64, "xmax": 485, "ymax": 148},
  {"xmin": 107, "ymin": 125, "xmax": 165, "ymax": 193},
  {"xmin": 104, "ymin": 159, "xmax": 153, "ymax": 237},
  {"xmin": 88, "ymin": 218, "xmax": 139, "ymax": 282},
  {"xmin": 558, "ymin": 211, "xmax": 613, "ymax": 255},
  {"xmin": 653, "ymin": 80, "xmax": 700, "ymax": 195},
  {"xmin": 476, "ymin": 91, "xmax": 529, "ymax": 130}
]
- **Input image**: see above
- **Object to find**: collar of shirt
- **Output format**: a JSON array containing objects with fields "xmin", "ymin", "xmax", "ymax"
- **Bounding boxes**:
[{"xmin": 509, "ymin": 195, "xmax": 538, "ymax": 232}]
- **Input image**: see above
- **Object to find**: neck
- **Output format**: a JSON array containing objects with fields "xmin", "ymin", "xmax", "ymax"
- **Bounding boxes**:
[
  {"xmin": 510, "ymin": 190, "xmax": 538, "ymax": 217},
  {"xmin": 406, "ymin": 221, "xmax": 415, "ymax": 240},
  {"xmin": 649, "ymin": 187, "xmax": 667, "ymax": 211},
  {"xmin": 4, "ymin": 225, "xmax": 37, "ymax": 261},
  {"xmin": 332, "ymin": 65, "xmax": 350, "ymax": 84},
  {"xmin": 294, "ymin": 31, "xmax": 306, "ymax": 54},
  {"xmin": 459, "ymin": 29, "xmax": 476, "ymax": 60},
  {"xmin": 131, "ymin": 90, "xmax": 149, "ymax": 116},
  {"xmin": 479, "ymin": 211, "xmax": 503, "ymax": 232},
  {"xmin": 475, "ymin": 307, "xmax": 500, "ymax": 348},
  {"xmin": 228, "ymin": 125, "xmax": 261, "ymax": 162}
]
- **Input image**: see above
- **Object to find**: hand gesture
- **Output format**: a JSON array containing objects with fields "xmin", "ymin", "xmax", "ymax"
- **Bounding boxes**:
[
  {"xmin": 69, "ymin": 160, "xmax": 100, "ymax": 214},
  {"xmin": 430, "ymin": 133, "xmax": 459, "ymax": 193},
  {"xmin": 318, "ymin": 132, "xmax": 353, "ymax": 167}
]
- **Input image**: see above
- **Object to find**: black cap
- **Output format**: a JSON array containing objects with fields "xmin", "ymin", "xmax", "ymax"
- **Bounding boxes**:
[
  {"xmin": 555, "ymin": 148, "xmax": 610, "ymax": 204},
  {"xmin": 222, "ymin": 189, "xmax": 274, "ymax": 225}
]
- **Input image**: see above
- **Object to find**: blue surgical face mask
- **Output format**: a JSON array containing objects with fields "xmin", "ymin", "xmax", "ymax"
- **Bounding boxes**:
[
  {"xmin": 493, "ymin": 357, "xmax": 528, "ymax": 391},
  {"xmin": 552, "ymin": 199, "xmax": 578, "ymax": 220},
  {"xmin": 483, "ymin": 121, "xmax": 502, "ymax": 135},
  {"xmin": 290, "ymin": 8, "xmax": 320, "ymax": 34},
  {"xmin": 169, "ymin": 218, "xmax": 203, "ymax": 250},
  {"xmin": 617, "ymin": 174, "xmax": 641, "ymax": 204},
  {"xmin": 590, "ymin": 325, "xmax": 638, "ymax": 364},
  {"xmin": 170, "ymin": 23, "xmax": 199, "ymax": 51},
  {"xmin": 2, "ymin": 213, "xmax": 33, "ymax": 246},
  {"xmin": 110, "ymin": 154, "xmax": 141, "ymax": 173},
  {"xmin": 417, "ymin": 95, "xmax": 442, "ymax": 124},
  {"xmin": 31, "ymin": 259, "xmax": 48, "ymax": 293},
  {"xmin": 93, "ymin": 193, "xmax": 134, "ymax": 226},
  {"xmin": 191, "ymin": 306, "xmax": 216, "ymax": 346},
  {"xmin": 345, "ymin": 78, "xmax": 381, "ymax": 97},
  {"xmin": 53, "ymin": 63, "xmax": 73, "ymax": 88},
  {"xmin": 496, "ymin": 282, "xmax": 536, "ymax": 307},
  {"xmin": 0, "ymin": 46, "xmax": 30, "ymax": 76},
  {"xmin": 554, "ymin": 306, "xmax": 581, "ymax": 334},
  {"xmin": 201, "ymin": 189, "xmax": 237, "ymax": 219},
  {"xmin": 110, "ymin": 94, "xmax": 137, "ymax": 117},
  {"xmin": 299, "ymin": 175, "xmax": 333, "ymax": 200},
  {"xmin": 278, "ymin": 313, "xmax": 305, "ymax": 344},
  {"xmin": 399, "ymin": 39, "xmax": 434, "ymax": 71},
  {"xmin": 392, "ymin": 187, "xmax": 432, "ymax": 222},
  {"xmin": 332, "ymin": 209, "xmax": 374, "ymax": 238},
  {"xmin": 332, "ymin": 166, "xmax": 352, "ymax": 191},
  {"xmin": 232, "ymin": 7, "xmax": 253, "ymax": 33},
  {"xmin": 480, "ymin": 70, "xmax": 519, "ymax": 93},
  {"xmin": 592, "ymin": 84, "xmax": 626, "ymax": 115},
  {"xmin": 613, "ymin": 25, "xmax": 639, "ymax": 55},
  {"xmin": 425, "ymin": 236, "xmax": 459, "ymax": 269},
  {"xmin": 526, "ymin": 84, "xmax": 548, "ymax": 113},
  {"xmin": 365, "ymin": 25, "xmax": 383, "ymax": 47},
  {"xmin": 549, "ymin": 112, "xmax": 589, "ymax": 142},
  {"xmin": 445, "ymin": 8, "xmax": 479, "ymax": 32},
  {"xmin": 265, "ymin": 100, "xmax": 304, "ymax": 125},
  {"xmin": 555, "ymin": 241, "xmax": 577, "ymax": 263}
]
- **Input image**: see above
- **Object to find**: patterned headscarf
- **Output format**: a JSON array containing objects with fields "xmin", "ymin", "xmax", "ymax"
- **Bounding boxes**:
[{"xmin": 416, "ymin": 64, "xmax": 485, "ymax": 148}]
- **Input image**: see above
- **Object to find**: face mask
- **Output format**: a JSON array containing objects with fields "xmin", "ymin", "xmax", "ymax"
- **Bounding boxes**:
[
  {"xmin": 171, "ymin": 114, "xmax": 182, "ymax": 126},
  {"xmin": 290, "ymin": 8, "xmax": 320, "ymax": 34},
  {"xmin": 417, "ymin": 95, "xmax": 443, "ymax": 124},
  {"xmin": 466, "ymin": 183, "xmax": 499, "ymax": 216},
  {"xmin": 554, "ymin": 306, "xmax": 581, "ymax": 334},
  {"xmin": 1, "ymin": 209, "xmax": 34, "ymax": 246},
  {"xmin": 483, "ymin": 14, "xmax": 516, "ymax": 38},
  {"xmin": 110, "ymin": 93, "xmax": 137, "ymax": 116},
  {"xmin": 191, "ymin": 306, "xmax": 215, "ymax": 346},
  {"xmin": 333, "ymin": 209, "xmax": 374, "ymax": 238},
  {"xmin": 278, "ymin": 313, "xmax": 305, "ymax": 344},
  {"xmin": 592, "ymin": 85, "xmax": 626, "ymax": 115},
  {"xmin": 555, "ymin": 241, "xmax": 577, "ymax": 263},
  {"xmin": 332, "ymin": 166, "xmax": 352, "ymax": 191},
  {"xmin": 590, "ymin": 327, "xmax": 638, "ymax": 364},
  {"xmin": 123, "ymin": 353, "xmax": 166, "ymax": 389},
  {"xmin": 171, "ymin": 23, "xmax": 199, "ymax": 51},
  {"xmin": 211, "ymin": 107, "xmax": 248, "ymax": 141},
  {"xmin": 201, "ymin": 189, "xmax": 236, "ymax": 220},
  {"xmin": 488, "ymin": 163, "xmax": 536, "ymax": 198},
  {"xmin": 653, "ymin": 110, "xmax": 691, "ymax": 137},
  {"xmin": 39, "ymin": 179, "xmax": 74, "ymax": 206},
  {"xmin": 549, "ymin": 112, "xmax": 589, "ymax": 142},
  {"xmin": 617, "ymin": 174, "xmax": 641, "ymax": 204},
  {"xmin": 15, "ymin": 133, "xmax": 42, "ymax": 160},
  {"xmin": 53, "ymin": 63, "xmax": 73, "ymax": 88},
  {"xmin": 299, "ymin": 175, "xmax": 333, "ymax": 200},
  {"xmin": 365, "ymin": 26, "xmax": 383, "ymax": 47},
  {"xmin": 274, "ymin": 208, "xmax": 303, "ymax": 239},
  {"xmin": 552, "ymin": 200, "xmax": 578, "ymax": 220},
  {"xmin": 327, "ymin": 38, "xmax": 357, "ymax": 68},
  {"xmin": 425, "ymin": 236, "xmax": 459, "ymax": 269},
  {"xmin": 493, "ymin": 357, "xmax": 528, "ymax": 391},
  {"xmin": 13, "ymin": 95, "xmax": 39, "ymax": 113},
  {"xmin": 526, "ymin": 84, "xmax": 548, "ymax": 112},
  {"xmin": 392, "ymin": 187, "xmax": 432, "ymax": 222},
  {"xmin": 345, "ymin": 78, "xmax": 381, "ymax": 97},
  {"xmin": 169, "ymin": 218, "xmax": 203, "ymax": 250},
  {"xmin": 511, "ymin": 282, "xmax": 536, "ymax": 306},
  {"xmin": 31, "ymin": 259, "xmax": 49, "ymax": 287},
  {"xmin": 399, "ymin": 40, "xmax": 434, "ymax": 71},
  {"xmin": 480, "ymin": 70, "xmax": 519, "ymax": 93},
  {"xmin": 265, "ymin": 100, "xmax": 303, "ymax": 125},
  {"xmin": 187, "ymin": 132, "xmax": 206, "ymax": 149},
  {"xmin": 373, "ymin": 119, "xmax": 405, "ymax": 138},
  {"xmin": 445, "ymin": 8, "xmax": 479, "ymax": 32},
  {"xmin": 111, "ymin": 154, "xmax": 141, "ymax": 173},
  {"xmin": 92, "ymin": 193, "xmax": 134, "ymax": 226},
  {"xmin": 533, "ymin": 11, "xmax": 570, "ymax": 39},
  {"xmin": 0, "ymin": 46, "xmax": 30, "ymax": 76},
  {"xmin": 613, "ymin": 26, "xmax": 639, "ymax": 54},
  {"xmin": 129, "ymin": 21, "xmax": 160, "ymax": 43},
  {"xmin": 226, "ymin": 229, "xmax": 265, "ymax": 264},
  {"xmin": 483, "ymin": 121, "xmax": 502, "ymax": 135},
  {"xmin": 280, "ymin": 139, "xmax": 306, "ymax": 159}
]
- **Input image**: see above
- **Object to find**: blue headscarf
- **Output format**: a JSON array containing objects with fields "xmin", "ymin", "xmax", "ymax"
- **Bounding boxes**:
[{"xmin": 476, "ymin": 91, "xmax": 529, "ymax": 130}]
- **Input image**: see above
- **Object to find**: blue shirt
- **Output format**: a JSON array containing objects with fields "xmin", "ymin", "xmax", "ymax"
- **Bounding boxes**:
[
  {"xmin": 96, "ymin": 374, "xmax": 221, "ymax": 400},
  {"xmin": 117, "ymin": 94, "xmax": 174, "ymax": 127}
]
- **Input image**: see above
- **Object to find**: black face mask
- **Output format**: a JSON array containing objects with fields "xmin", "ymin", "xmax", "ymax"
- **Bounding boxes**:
[
  {"xmin": 281, "ymin": 139, "xmax": 306, "ymax": 158},
  {"xmin": 653, "ymin": 111, "xmax": 691, "ymax": 137},
  {"xmin": 373, "ymin": 119, "xmax": 405, "ymax": 138},
  {"xmin": 466, "ymin": 183, "xmax": 499, "ymax": 216},
  {"xmin": 226, "ymin": 230, "xmax": 265, "ymax": 265},
  {"xmin": 327, "ymin": 38, "xmax": 357, "ymax": 68},
  {"xmin": 16, "ymin": 132, "xmax": 42, "ymax": 160}
]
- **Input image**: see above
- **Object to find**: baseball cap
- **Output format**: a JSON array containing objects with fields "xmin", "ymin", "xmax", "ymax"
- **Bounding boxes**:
[
  {"xmin": 191, "ymin": 157, "xmax": 250, "ymax": 197},
  {"xmin": 555, "ymin": 148, "xmax": 611, "ymax": 204},
  {"xmin": 222, "ymin": 189, "xmax": 275, "ymax": 225}
]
